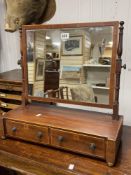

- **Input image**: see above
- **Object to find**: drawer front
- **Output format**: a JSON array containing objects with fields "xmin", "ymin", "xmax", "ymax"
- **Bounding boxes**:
[
  {"xmin": 0, "ymin": 92, "xmax": 21, "ymax": 101},
  {"xmin": 51, "ymin": 129, "xmax": 105, "ymax": 159},
  {"xmin": 6, "ymin": 120, "xmax": 49, "ymax": 145},
  {"xmin": 0, "ymin": 83, "xmax": 22, "ymax": 91},
  {"xmin": 0, "ymin": 101, "xmax": 20, "ymax": 109}
]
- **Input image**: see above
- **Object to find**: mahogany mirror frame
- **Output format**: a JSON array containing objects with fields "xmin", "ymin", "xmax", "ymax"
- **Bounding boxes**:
[{"xmin": 21, "ymin": 21, "xmax": 119, "ymax": 110}]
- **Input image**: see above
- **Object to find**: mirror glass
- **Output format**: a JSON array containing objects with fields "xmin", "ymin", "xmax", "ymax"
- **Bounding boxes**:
[{"xmin": 26, "ymin": 26, "xmax": 113, "ymax": 105}]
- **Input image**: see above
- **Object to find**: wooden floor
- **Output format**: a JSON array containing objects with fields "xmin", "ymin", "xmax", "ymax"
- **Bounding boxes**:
[{"xmin": 0, "ymin": 126, "xmax": 130, "ymax": 175}]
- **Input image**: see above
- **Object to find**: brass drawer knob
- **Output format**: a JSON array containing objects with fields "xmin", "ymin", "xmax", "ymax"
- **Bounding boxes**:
[
  {"xmin": 0, "ymin": 93, "xmax": 6, "ymax": 97},
  {"xmin": 1, "ymin": 102, "xmax": 8, "ymax": 107},
  {"xmin": 37, "ymin": 131, "xmax": 43, "ymax": 139},
  {"xmin": 58, "ymin": 136, "xmax": 64, "ymax": 142},
  {"xmin": 89, "ymin": 143, "xmax": 96, "ymax": 151},
  {"xmin": 12, "ymin": 127, "xmax": 17, "ymax": 132}
]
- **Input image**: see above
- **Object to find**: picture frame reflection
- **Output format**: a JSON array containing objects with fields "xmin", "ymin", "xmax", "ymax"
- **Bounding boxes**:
[{"xmin": 62, "ymin": 35, "xmax": 83, "ymax": 56}]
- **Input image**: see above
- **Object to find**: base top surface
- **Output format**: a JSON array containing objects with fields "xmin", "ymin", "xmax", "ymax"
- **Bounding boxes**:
[{"xmin": 4, "ymin": 103, "xmax": 123, "ymax": 140}]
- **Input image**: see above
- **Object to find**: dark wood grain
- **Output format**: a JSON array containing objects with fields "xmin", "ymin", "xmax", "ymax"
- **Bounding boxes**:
[
  {"xmin": 2, "ymin": 103, "xmax": 123, "ymax": 165},
  {"xmin": 44, "ymin": 72, "xmax": 59, "ymax": 92},
  {"xmin": 50, "ymin": 128, "xmax": 106, "ymax": 159},
  {"xmin": 0, "ymin": 126, "xmax": 130, "ymax": 175},
  {"xmin": 113, "ymin": 21, "xmax": 124, "ymax": 119},
  {"xmin": 4, "ymin": 103, "xmax": 123, "ymax": 140},
  {"xmin": 6, "ymin": 120, "xmax": 49, "ymax": 145}
]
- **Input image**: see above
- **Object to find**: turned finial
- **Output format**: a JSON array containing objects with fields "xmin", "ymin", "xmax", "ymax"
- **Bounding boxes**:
[
  {"xmin": 120, "ymin": 21, "xmax": 124, "ymax": 26},
  {"xmin": 117, "ymin": 21, "xmax": 124, "ymax": 58}
]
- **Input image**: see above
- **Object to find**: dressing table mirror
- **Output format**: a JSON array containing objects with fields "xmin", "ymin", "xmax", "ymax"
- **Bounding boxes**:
[
  {"xmin": 2, "ymin": 21, "xmax": 124, "ymax": 167},
  {"xmin": 23, "ymin": 22, "xmax": 118, "ymax": 109}
]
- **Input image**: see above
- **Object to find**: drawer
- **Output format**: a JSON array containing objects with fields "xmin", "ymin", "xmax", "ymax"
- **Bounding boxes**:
[
  {"xmin": 0, "ymin": 83, "xmax": 22, "ymax": 91},
  {"xmin": 51, "ymin": 129, "xmax": 105, "ymax": 159},
  {"xmin": 0, "ymin": 92, "xmax": 21, "ymax": 101},
  {"xmin": 0, "ymin": 101, "xmax": 20, "ymax": 109},
  {"xmin": 5, "ymin": 120, "xmax": 49, "ymax": 145}
]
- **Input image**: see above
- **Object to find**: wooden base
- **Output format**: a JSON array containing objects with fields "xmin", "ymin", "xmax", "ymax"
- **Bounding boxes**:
[
  {"xmin": 2, "ymin": 103, "xmax": 123, "ymax": 166},
  {"xmin": 0, "ymin": 126, "xmax": 130, "ymax": 174}
]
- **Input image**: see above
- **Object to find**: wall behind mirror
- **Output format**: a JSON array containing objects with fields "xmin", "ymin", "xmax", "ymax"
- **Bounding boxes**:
[{"xmin": 26, "ymin": 26, "xmax": 113, "ymax": 105}]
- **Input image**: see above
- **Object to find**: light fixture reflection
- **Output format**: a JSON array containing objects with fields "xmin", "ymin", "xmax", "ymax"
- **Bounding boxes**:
[
  {"xmin": 52, "ymin": 42, "xmax": 61, "ymax": 46},
  {"xmin": 46, "ymin": 36, "xmax": 50, "ymax": 40}
]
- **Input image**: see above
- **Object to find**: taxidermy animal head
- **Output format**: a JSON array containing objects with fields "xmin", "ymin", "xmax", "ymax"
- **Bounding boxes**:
[{"xmin": 5, "ymin": 0, "xmax": 56, "ymax": 32}]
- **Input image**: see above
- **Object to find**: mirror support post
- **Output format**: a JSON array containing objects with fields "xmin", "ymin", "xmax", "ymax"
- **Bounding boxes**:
[
  {"xmin": 113, "ymin": 21, "xmax": 124, "ymax": 120},
  {"xmin": 19, "ymin": 28, "xmax": 28, "ymax": 106}
]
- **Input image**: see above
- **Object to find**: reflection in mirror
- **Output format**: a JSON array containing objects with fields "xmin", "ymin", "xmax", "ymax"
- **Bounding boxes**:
[{"xmin": 26, "ymin": 26, "xmax": 113, "ymax": 105}]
